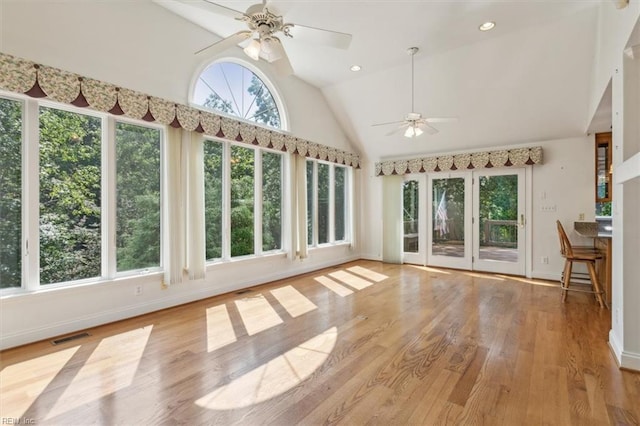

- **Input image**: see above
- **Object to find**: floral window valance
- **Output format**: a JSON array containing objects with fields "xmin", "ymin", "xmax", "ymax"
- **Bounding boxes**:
[
  {"xmin": 375, "ymin": 147, "xmax": 542, "ymax": 176},
  {"xmin": 0, "ymin": 52, "xmax": 360, "ymax": 168}
]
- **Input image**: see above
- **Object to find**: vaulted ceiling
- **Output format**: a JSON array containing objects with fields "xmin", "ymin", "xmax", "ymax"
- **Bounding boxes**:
[{"xmin": 1, "ymin": 0, "xmax": 610, "ymax": 162}]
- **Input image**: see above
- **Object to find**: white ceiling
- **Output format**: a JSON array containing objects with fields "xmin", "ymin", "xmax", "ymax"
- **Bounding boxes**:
[
  {"xmin": 1, "ymin": 0, "xmax": 612, "ymax": 162},
  {"xmin": 110, "ymin": 0, "xmax": 614, "ymax": 161}
]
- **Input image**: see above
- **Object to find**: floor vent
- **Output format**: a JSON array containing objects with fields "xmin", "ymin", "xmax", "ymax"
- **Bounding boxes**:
[
  {"xmin": 51, "ymin": 332, "xmax": 90, "ymax": 345},
  {"xmin": 235, "ymin": 289, "xmax": 253, "ymax": 295}
]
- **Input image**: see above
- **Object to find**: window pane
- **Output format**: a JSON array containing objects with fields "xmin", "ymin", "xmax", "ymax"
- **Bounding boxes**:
[
  {"xmin": 231, "ymin": 145, "xmax": 254, "ymax": 257},
  {"xmin": 306, "ymin": 161, "xmax": 314, "ymax": 246},
  {"xmin": 334, "ymin": 166, "xmax": 346, "ymax": 241},
  {"xmin": 432, "ymin": 178, "xmax": 465, "ymax": 258},
  {"xmin": 0, "ymin": 98, "xmax": 22, "ymax": 288},
  {"xmin": 204, "ymin": 140, "xmax": 223, "ymax": 260},
  {"xmin": 317, "ymin": 163, "xmax": 330, "ymax": 244},
  {"xmin": 115, "ymin": 122, "xmax": 161, "ymax": 272},
  {"xmin": 262, "ymin": 151, "xmax": 282, "ymax": 251},
  {"xmin": 403, "ymin": 180, "xmax": 419, "ymax": 253},
  {"xmin": 39, "ymin": 107, "xmax": 102, "ymax": 284},
  {"xmin": 194, "ymin": 62, "xmax": 281, "ymax": 129}
]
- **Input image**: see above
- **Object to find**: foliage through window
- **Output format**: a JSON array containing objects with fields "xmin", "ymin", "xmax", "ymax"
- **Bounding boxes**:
[
  {"xmin": 307, "ymin": 160, "xmax": 349, "ymax": 247},
  {"xmin": 39, "ymin": 106, "xmax": 102, "ymax": 285},
  {"xmin": 115, "ymin": 122, "xmax": 161, "ymax": 272},
  {"xmin": 194, "ymin": 62, "xmax": 281, "ymax": 129},
  {"xmin": 204, "ymin": 141, "xmax": 224, "ymax": 261},
  {"xmin": 262, "ymin": 151, "xmax": 282, "ymax": 251},
  {"xmin": 0, "ymin": 98, "xmax": 22, "ymax": 288},
  {"xmin": 204, "ymin": 141, "xmax": 284, "ymax": 260},
  {"xmin": 230, "ymin": 145, "xmax": 255, "ymax": 257}
]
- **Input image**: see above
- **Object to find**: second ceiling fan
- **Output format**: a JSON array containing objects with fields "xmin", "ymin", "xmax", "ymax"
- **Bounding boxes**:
[{"xmin": 373, "ymin": 47, "xmax": 457, "ymax": 138}]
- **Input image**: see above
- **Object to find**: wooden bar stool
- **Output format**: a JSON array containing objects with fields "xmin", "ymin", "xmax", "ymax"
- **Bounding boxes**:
[{"xmin": 556, "ymin": 220, "xmax": 606, "ymax": 308}]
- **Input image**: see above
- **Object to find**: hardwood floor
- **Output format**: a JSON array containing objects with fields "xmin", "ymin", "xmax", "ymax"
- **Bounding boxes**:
[{"xmin": 1, "ymin": 260, "xmax": 638, "ymax": 425}]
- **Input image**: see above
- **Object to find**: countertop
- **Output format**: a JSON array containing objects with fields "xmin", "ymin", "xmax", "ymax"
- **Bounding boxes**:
[{"xmin": 574, "ymin": 221, "xmax": 612, "ymax": 238}]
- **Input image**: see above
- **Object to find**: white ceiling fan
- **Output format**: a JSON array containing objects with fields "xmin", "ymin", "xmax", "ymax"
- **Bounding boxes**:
[
  {"xmin": 373, "ymin": 47, "xmax": 457, "ymax": 138},
  {"xmin": 154, "ymin": 0, "xmax": 352, "ymax": 76}
]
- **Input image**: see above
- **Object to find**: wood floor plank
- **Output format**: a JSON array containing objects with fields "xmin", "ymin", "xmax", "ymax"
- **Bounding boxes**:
[{"xmin": 1, "ymin": 260, "xmax": 637, "ymax": 426}]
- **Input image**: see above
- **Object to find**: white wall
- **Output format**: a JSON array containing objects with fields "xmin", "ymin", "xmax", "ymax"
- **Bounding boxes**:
[
  {"xmin": 0, "ymin": 245, "xmax": 358, "ymax": 350},
  {"xmin": 358, "ymin": 136, "xmax": 594, "ymax": 281},
  {"xmin": 530, "ymin": 137, "xmax": 595, "ymax": 280}
]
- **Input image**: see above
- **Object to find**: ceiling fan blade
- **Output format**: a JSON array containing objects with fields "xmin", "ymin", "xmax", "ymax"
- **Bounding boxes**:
[
  {"xmin": 271, "ymin": 44, "xmax": 294, "ymax": 76},
  {"xmin": 425, "ymin": 117, "xmax": 459, "ymax": 123},
  {"xmin": 372, "ymin": 120, "xmax": 406, "ymax": 127},
  {"xmin": 195, "ymin": 31, "xmax": 252, "ymax": 55},
  {"xmin": 287, "ymin": 23, "xmax": 352, "ymax": 50},
  {"xmin": 421, "ymin": 124, "xmax": 439, "ymax": 135},
  {"xmin": 174, "ymin": 0, "xmax": 244, "ymax": 19},
  {"xmin": 386, "ymin": 123, "xmax": 410, "ymax": 136}
]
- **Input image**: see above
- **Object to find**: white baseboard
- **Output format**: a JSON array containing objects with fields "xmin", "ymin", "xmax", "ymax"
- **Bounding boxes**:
[
  {"xmin": 608, "ymin": 330, "xmax": 640, "ymax": 372},
  {"xmin": 609, "ymin": 329, "xmax": 623, "ymax": 365},
  {"xmin": 531, "ymin": 270, "xmax": 561, "ymax": 282},
  {"xmin": 0, "ymin": 254, "xmax": 361, "ymax": 350}
]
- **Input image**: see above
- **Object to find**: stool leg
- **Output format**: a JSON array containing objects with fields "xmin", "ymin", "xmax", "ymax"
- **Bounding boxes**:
[
  {"xmin": 562, "ymin": 260, "xmax": 573, "ymax": 303},
  {"xmin": 587, "ymin": 261, "xmax": 605, "ymax": 308}
]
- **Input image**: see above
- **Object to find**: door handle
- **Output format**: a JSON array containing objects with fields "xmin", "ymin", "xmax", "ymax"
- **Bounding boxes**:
[{"xmin": 520, "ymin": 214, "xmax": 525, "ymax": 227}]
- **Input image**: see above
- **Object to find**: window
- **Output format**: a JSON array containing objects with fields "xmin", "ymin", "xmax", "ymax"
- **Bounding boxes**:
[
  {"xmin": 334, "ymin": 166, "xmax": 346, "ymax": 241},
  {"xmin": 204, "ymin": 140, "xmax": 224, "ymax": 261},
  {"xmin": 307, "ymin": 160, "xmax": 350, "ymax": 247},
  {"xmin": 193, "ymin": 62, "xmax": 282, "ymax": 129},
  {"xmin": 317, "ymin": 163, "xmax": 330, "ymax": 244},
  {"xmin": 1, "ymin": 96, "xmax": 164, "ymax": 292},
  {"xmin": 262, "ymin": 151, "xmax": 282, "ymax": 251},
  {"xmin": 403, "ymin": 180, "xmax": 419, "ymax": 253},
  {"xmin": 230, "ymin": 145, "xmax": 255, "ymax": 257},
  {"xmin": 204, "ymin": 141, "xmax": 284, "ymax": 261},
  {"xmin": 115, "ymin": 122, "xmax": 161, "ymax": 272},
  {"xmin": 0, "ymin": 98, "xmax": 22, "ymax": 289},
  {"xmin": 39, "ymin": 106, "xmax": 102, "ymax": 285}
]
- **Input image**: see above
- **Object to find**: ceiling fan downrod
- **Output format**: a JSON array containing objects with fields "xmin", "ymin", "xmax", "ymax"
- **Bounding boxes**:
[{"xmin": 407, "ymin": 47, "xmax": 418, "ymax": 114}]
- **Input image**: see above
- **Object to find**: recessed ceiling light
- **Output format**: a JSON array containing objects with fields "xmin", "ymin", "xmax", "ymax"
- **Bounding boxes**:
[
  {"xmin": 479, "ymin": 21, "xmax": 496, "ymax": 31},
  {"xmin": 350, "ymin": 65, "xmax": 362, "ymax": 72}
]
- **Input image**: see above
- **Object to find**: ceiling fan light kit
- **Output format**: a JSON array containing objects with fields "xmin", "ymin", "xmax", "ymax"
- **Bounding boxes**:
[{"xmin": 164, "ymin": 0, "xmax": 352, "ymax": 77}]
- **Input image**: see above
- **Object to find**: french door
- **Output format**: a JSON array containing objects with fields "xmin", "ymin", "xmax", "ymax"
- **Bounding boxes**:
[{"xmin": 421, "ymin": 169, "xmax": 526, "ymax": 275}]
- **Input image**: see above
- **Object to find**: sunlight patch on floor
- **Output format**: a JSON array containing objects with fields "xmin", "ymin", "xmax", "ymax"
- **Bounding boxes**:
[
  {"xmin": 405, "ymin": 265, "xmax": 451, "ymax": 274},
  {"xmin": 271, "ymin": 285, "xmax": 317, "ymax": 318},
  {"xmin": 463, "ymin": 272, "xmax": 505, "ymax": 281},
  {"xmin": 346, "ymin": 266, "xmax": 388, "ymax": 282},
  {"xmin": 314, "ymin": 275, "xmax": 354, "ymax": 297},
  {"xmin": 0, "ymin": 345, "xmax": 80, "ymax": 419},
  {"xmin": 496, "ymin": 275, "xmax": 560, "ymax": 287},
  {"xmin": 206, "ymin": 304, "xmax": 237, "ymax": 352},
  {"xmin": 46, "ymin": 326, "xmax": 153, "ymax": 420},
  {"xmin": 329, "ymin": 270, "xmax": 373, "ymax": 290},
  {"xmin": 235, "ymin": 294, "xmax": 283, "ymax": 336},
  {"xmin": 195, "ymin": 327, "xmax": 337, "ymax": 410}
]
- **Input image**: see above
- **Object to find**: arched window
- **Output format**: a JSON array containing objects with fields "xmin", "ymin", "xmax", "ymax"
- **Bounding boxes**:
[{"xmin": 193, "ymin": 61, "xmax": 282, "ymax": 129}]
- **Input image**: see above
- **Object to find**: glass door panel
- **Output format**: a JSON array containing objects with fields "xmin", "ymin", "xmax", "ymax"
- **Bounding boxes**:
[
  {"xmin": 473, "ymin": 169, "xmax": 525, "ymax": 275},
  {"xmin": 402, "ymin": 177, "xmax": 426, "ymax": 265},
  {"xmin": 427, "ymin": 174, "xmax": 472, "ymax": 270}
]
